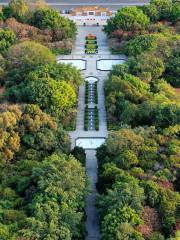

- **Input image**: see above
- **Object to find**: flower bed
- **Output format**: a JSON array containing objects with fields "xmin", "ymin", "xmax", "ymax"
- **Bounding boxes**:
[
  {"xmin": 85, "ymin": 49, "xmax": 98, "ymax": 54},
  {"xmin": 85, "ymin": 44, "xmax": 98, "ymax": 49},
  {"xmin": 86, "ymin": 34, "xmax": 97, "ymax": 40},
  {"xmin": 86, "ymin": 40, "xmax": 97, "ymax": 44},
  {"xmin": 85, "ymin": 34, "xmax": 98, "ymax": 54}
]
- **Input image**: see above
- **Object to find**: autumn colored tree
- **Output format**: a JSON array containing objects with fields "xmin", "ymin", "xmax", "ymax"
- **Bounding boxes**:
[{"xmin": 0, "ymin": 104, "xmax": 70, "ymax": 163}]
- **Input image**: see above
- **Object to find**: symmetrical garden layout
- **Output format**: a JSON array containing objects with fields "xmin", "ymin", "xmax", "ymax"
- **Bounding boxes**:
[{"xmin": 58, "ymin": 26, "xmax": 125, "ymax": 240}]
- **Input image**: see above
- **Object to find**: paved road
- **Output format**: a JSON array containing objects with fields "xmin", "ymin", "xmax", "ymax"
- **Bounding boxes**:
[{"xmin": 0, "ymin": 0, "xmax": 149, "ymax": 10}]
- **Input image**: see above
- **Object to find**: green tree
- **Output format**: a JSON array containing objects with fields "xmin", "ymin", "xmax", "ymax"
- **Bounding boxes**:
[
  {"xmin": 130, "ymin": 53, "xmax": 165, "ymax": 82},
  {"xmin": 154, "ymin": 102, "xmax": 180, "ymax": 128},
  {"xmin": 116, "ymin": 223, "xmax": 144, "ymax": 240},
  {"xmin": 0, "ymin": 224, "xmax": 11, "ymax": 240},
  {"xmin": 71, "ymin": 146, "xmax": 86, "ymax": 166},
  {"xmin": 6, "ymin": 41, "xmax": 55, "ymax": 85},
  {"xmin": 0, "ymin": 11, "xmax": 4, "ymax": 21},
  {"xmin": 0, "ymin": 54, "xmax": 6, "ymax": 85},
  {"xmin": 142, "ymin": 4, "xmax": 160, "ymax": 22},
  {"xmin": 149, "ymin": 232, "xmax": 165, "ymax": 240},
  {"xmin": 2, "ymin": 0, "xmax": 30, "ymax": 22},
  {"xmin": 27, "ymin": 62, "xmax": 83, "ymax": 91},
  {"xmin": 165, "ymin": 49, "xmax": 180, "ymax": 87},
  {"xmin": 125, "ymin": 34, "xmax": 158, "ymax": 56},
  {"xmin": 141, "ymin": 180, "xmax": 160, "ymax": 207},
  {"xmin": 150, "ymin": 0, "xmax": 173, "ymax": 20},
  {"xmin": 0, "ymin": 104, "xmax": 70, "ymax": 163},
  {"xmin": 26, "ymin": 153, "xmax": 87, "ymax": 239},
  {"xmin": 26, "ymin": 77, "xmax": 77, "ymax": 117},
  {"xmin": 101, "ymin": 207, "xmax": 143, "ymax": 240},
  {"xmin": 105, "ymin": 129, "xmax": 144, "ymax": 157},
  {"xmin": 170, "ymin": 2, "xmax": 180, "ymax": 23},
  {"xmin": 117, "ymin": 150, "xmax": 139, "ymax": 169},
  {"xmin": 104, "ymin": 6, "xmax": 150, "ymax": 34},
  {"xmin": 0, "ymin": 28, "xmax": 16, "ymax": 54},
  {"xmin": 31, "ymin": 8, "xmax": 77, "ymax": 40},
  {"xmin": 98, "ymin": 177, "xmax": 145, "ymax": 217}
]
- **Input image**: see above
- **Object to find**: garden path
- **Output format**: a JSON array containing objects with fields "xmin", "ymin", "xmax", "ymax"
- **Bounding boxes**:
[{"xmin": 58, "ymin": 26, "xmax": 125, "ymax": 240}]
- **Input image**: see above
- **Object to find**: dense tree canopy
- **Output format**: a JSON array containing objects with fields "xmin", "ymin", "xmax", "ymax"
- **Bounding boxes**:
[
  {"xmin": 4, "ymin": 50, "xmax": 83, "ymax": 126},
  {"xmin": 104, "ymin": 6, "xmax": 150, "ymax": 34},
  {"xmin": 27, "ymin": 62, "xmax": 83, "ymax": 91},
  {"xmin": 1, "ymin": 0, "xmax": 77, "ymax": 53},
  {"xmin": 125, "ymin": 34, "xmax": 158, "ymax": 56},
  {"xmin": 0, "ymin": 2, "xmax": 87, "ymax": 239},
  {"xmin": 97, "ymin": 127, "xmax": 180, "ymax": 239},
  {"xmin": 6, "ymin": 41, "xmax": 55, "ymax": 74},
  {"xmin": 0, "ymin": 152, "xmax": 87, "ymax": 239},
  {"xmin": 101, "ymin": 1, "xmax": 180, "ymax": 239},
  {"xmin": 26, "ymin": 77, "xmax": 77, "ymax": 116},
  {"xmin": 0, "ymin": 104, "xmax": 70, "ymax": 163},
  {"xmin": 105, "ymin": 59, "xmax": 180, "ymax": 128},
  {"xmin": 165, "ymin": 48, "xmax": 180, "ymax": 87},
  {"xmin": 30, "ymin": 8, "xmax": 77, "ymax": 40}
]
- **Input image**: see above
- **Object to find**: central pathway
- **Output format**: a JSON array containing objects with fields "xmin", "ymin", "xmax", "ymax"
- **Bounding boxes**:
[
  {"xmin": 85, "ymin": 150, "xmax": 100, "ymax": 239},
  {"xmin": 59, "ymin": 26, "xmax": 124, "ymax": 240}
]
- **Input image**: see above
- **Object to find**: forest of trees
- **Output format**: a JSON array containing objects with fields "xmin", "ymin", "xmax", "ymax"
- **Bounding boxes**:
[
  {"xmin": 98, "ymin": 0, "xmax": 180, "ymax": 239},
  {"xmin": 0, "ymin": 0, "xmax": 179, "ymax": 239},
  {"xmin": 0, "ymin": 0, "xmax": 77, "ymax": 53},
  {"xmin": 104, "ymin": 0, "xmax": 180, "ymax": 129},
  {"xmin": 0, "ymin": 1, "xmax": 88, "ymax": 239}
]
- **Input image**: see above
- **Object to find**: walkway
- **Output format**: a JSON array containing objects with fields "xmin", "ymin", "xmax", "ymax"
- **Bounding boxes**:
[
  {"xmin": 85, "ymin": 150, "xmax": 100, "ymax": 240},
  {"xmin": 58, "ymin": 26, "xmax": 124, "ymax": 240}
]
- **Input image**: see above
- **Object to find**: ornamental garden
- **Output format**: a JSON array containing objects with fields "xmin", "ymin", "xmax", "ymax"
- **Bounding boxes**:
[{"xmin": 85, "ymin": 34, "xmax": 98, "ymax": 54}]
